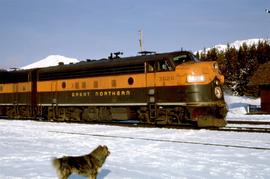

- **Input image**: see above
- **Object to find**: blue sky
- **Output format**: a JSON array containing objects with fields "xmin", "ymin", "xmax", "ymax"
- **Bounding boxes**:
[{"xmin": 0, "ymin": 0, "xmax": 269, "ymax": 69}]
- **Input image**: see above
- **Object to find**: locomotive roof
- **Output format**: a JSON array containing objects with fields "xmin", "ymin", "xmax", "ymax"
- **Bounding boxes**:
[
  {"xmin": 35, "ymin": 51, "xmax": 192, "ymax": 80},
  {"xmin": 0, "ymin": 68, "xmax": 35, "ymax": 83},
  {"xmin": 38, "ymin": 50, "xmax": 189, "ymax": 72}
]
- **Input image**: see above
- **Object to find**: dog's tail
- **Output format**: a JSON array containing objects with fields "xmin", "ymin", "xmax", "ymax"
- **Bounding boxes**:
[{"xmin": 52, "ymin": 157, "xmax": 61, "ymax": 169}]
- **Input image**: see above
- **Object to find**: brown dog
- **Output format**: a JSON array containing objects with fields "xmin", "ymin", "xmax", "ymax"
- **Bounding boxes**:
[{"xmin": 52, "ymin": 145, "xmax": 110, "ymax": 179}]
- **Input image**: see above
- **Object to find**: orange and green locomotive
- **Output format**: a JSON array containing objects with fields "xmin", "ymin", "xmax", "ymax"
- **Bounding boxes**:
[{"xmin": 0, "ymin": 51, "xmax": 227, "ymax": 127}]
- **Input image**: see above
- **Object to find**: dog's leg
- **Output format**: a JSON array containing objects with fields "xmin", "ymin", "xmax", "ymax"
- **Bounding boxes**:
[
  {"xmin": 58, "ymin": 170, "xmax": 71, "ymax": 179},
  {"xmin": 88, "ymin": 173, "xmax": 97, "ymax": 179},
  {"xmin": 55, "ymin": 170, "xmax": 63, "ymax": 179}
]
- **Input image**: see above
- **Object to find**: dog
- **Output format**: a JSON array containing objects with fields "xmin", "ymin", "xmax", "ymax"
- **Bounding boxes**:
[{"xmin": 52, "ymin": 145, "xmax": 110, "ymax": 179}]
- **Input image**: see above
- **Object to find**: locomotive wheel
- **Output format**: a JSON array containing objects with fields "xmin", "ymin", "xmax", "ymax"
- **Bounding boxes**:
[
  {"xmin": 82, "ymin": 107, "xmax": 112, "ymax": 122},
  {"xmin": 98, "ymin": 107, "xmax": 112, "ymax": 121},
  {"xmin": 163, "ymin": 107, "xmax": 189, "ymax": 125},
  {"xmin": 7, "ymin": 106, "xmax": 16, "ymax": 119},
  {"xmin": 82, "ymin": 107, "xmax": 99, "ymax": 121},
  {"xmin": 47, "ymin": 107, "xmax": 55, "ymax": 121},
  {"xmin": 69, "ymin": 107, "xmax": 82, "ymax": 121},
  {"xmin": 138, "ymin": 109, "xmax": 155, "ymax": 124}
]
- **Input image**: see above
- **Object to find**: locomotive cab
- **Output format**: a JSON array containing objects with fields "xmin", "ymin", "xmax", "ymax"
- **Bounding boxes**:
[
  {"xmin": 141, "ymin": 51, "xmax": 227, "ymax": 127},
  {"xmin": 145, "ymin": 51, "xmax": 199, "ymax": 73}
]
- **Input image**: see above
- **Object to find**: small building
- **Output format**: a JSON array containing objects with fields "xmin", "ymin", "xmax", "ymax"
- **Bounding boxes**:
[{"xmin": 249, "ymin": 61, "xmax": 270, "ymax": 113}]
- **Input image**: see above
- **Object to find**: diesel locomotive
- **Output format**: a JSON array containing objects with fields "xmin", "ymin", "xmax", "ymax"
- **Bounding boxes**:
[{"xmin": 0, "ymin": 51, "xmax": 227, "ymax": 127}]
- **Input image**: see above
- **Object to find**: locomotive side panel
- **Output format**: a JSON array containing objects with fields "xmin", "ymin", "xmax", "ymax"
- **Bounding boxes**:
[
  {"xmin": 0, "ymin": 83, "xmax": 32, "ymax": 103},
  {"xmin": 36, "ymin": 73, "xmax": 148, "ymax": 105}
]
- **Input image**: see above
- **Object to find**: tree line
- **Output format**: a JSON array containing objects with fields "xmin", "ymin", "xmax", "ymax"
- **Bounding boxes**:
[{"xmin": 196, "ymin": 40, "xmax": 270, "ymax": 96}]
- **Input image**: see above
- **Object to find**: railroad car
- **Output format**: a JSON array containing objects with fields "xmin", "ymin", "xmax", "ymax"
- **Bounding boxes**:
[{"xmin": 0, "ymin": 51, "xmax": 227, "ymax": 127}]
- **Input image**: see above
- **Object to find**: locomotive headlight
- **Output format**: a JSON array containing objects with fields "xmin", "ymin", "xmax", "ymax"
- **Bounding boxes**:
[
  {"xmin": 214, "ymin": 86, "xmax": 223, "ymax": 99},
  {"xmin": 187, "ymin": 74, "xmax": 205, "ymax": 83}
]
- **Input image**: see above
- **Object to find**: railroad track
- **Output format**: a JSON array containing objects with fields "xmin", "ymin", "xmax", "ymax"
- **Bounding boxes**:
[
  {"xmin": 48, "ymin": 130, "xmax": 270, "ymax": 151},
  {"xmin": 227, "ymin": 120, "xmax": 270, "ymax": 125},
  {"xmin": 2, "ymin": 117, "xmax": 270, "ymax": 133},
  {"xmin": 216, "ymin": 126, "xmax": 270, "ymax": 133},
  {"xmin": 223, "ymin": 120, "xmax": 270, "ymax": 133},
  {"xmin": 103, "ymin": 120, "xmax": 270, "ymax": 133}
]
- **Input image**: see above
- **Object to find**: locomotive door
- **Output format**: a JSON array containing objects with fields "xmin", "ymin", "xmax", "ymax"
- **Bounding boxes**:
[
  {"xmin": 145, "ymin": 59, "xmax": 174, "ymax": 121},
  {"xmin": 30, "ymin": 70, "xmax": 38, "ymax": 117},
  {"xmin": 9, "ymin": 83, "xmax": 19, "ymax": 118},
  {"xmin": 50, "ymin": 81, "xmax": 58, "ymax": 120},
  {"xmin": 51, "ymin": 81, "xmax": 58, "ymax": 105},
  {"xmin": 12, "ymin": 83, "xmax": 19, "ymax": 118},
  {"xmin": 145, "ymin": 61, "xmax": 157, "ymax": 119},
  {"xmin": 12, "ymin": 83, "xmax": 19, "ymax": 104}
]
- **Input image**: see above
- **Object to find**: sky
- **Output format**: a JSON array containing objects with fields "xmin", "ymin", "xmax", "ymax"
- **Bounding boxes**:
[{"xmin": 0, "ymin": 0, "xmax": 269, "ymax": 69}]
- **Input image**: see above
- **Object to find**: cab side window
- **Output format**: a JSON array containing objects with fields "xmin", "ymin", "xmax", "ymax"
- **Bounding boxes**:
[
  {"xmin": 157, "ymin": 60, "xmax": 172, "ymax": 72},
  {"xmin": 147, "ymin": 61, "xmax": 155, "ymax": 72},
  {"xmin": 147, "ymin": 60, "xmax": 172, "ymax": 72}
]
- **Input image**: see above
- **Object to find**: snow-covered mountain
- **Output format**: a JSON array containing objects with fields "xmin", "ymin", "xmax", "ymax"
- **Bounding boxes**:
[
  {"xmin": 196, "ymin": 38, "xmax": 269, "ymax": 54},
  {"xmin": 21, "ymin": 55, "xmax": 80, "ymax": 70}
]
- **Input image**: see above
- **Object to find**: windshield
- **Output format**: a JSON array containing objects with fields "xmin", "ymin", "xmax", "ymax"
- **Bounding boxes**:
[{"xmin": 173, "ymin": 53, "xmax": 199, "ymax": 65}]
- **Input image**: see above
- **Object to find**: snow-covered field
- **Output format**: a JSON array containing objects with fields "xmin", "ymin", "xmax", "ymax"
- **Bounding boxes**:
[
  {"xmin": 225, "ymin": 95, "xmax": 270, "ymax": 121},
  {"xmin": 1, "ymin": 120, "xmax": 270, "ymax": 179},
  {"xmin": 1, "ymin": 95, "xmax": 270, "ymax": 179}
]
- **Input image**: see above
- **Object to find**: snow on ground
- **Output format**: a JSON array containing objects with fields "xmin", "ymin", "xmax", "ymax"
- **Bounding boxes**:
[
  {"xmin": 225, "ymin": 94, "xmax": 270, "ymax": 121},
  {"xmin": 225, "ymin": 94, "xmax": 258, "ymax": 116},
  {"xmin": 1, "ymin": 120, "xmax": 270, "ymax": 179},
  {"xmin": 0, "ymin": 94, "xmax": 270, "ymax": 179}
]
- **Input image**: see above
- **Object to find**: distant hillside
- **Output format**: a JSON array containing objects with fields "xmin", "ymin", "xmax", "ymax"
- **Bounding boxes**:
[
  {"xmin": 196, "ymin": 38, "xmax": 267, "ymax": 54},
  {"xmin": 21, "ymin": 55, "xmax": 79, "ymax": 69}
]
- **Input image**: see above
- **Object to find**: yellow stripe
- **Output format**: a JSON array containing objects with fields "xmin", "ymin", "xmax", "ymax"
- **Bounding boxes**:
[
  {"xmin": 37, "ymin": 74, "xmax": 147, "ymax": 92},
  {"xmin": 0, "ymin": 82, "xmax": 32, "ymax": 93}
]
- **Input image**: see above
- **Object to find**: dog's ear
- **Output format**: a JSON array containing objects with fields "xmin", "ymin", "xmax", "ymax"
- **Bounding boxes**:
[{"xmin": 103, "ymin": 145, "xmax": 108, "ymax": 150}]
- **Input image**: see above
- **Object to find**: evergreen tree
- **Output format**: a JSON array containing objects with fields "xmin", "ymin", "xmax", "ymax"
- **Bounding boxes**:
[{"xmin": 197, "ymin": 40, "xmax": 270, "ymax": 96}]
